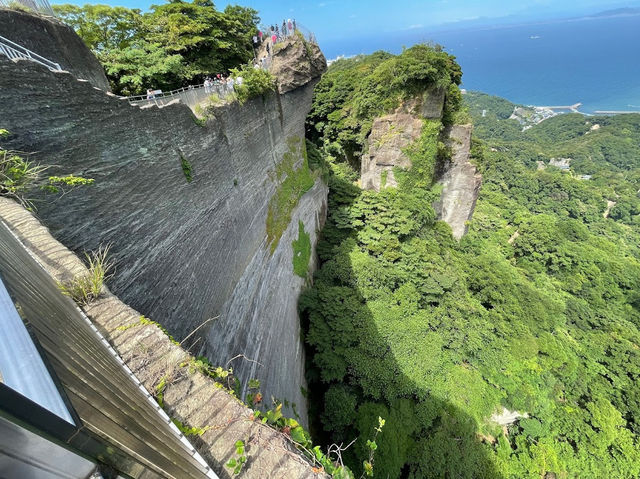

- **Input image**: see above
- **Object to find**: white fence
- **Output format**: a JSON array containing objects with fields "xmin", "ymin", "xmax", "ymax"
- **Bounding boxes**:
[
  {"xmin": 0, "ymin": 35, "xmax": 61, "ymax": 71},
  {"xmin": 126, "ymin": 81, "xmax": 240, "ymax": 110}
]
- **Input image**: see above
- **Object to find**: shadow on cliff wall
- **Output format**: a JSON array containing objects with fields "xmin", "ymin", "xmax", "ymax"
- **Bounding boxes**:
[{"xmin": 300, "ymin": 171, "xmax": 504, "ymax": 479}]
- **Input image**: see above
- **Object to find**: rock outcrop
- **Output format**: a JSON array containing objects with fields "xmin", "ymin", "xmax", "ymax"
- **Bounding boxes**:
[
  {"xmin": 360, "ymin": 86, "xmax": 446, "ymax": 191},
  {"xmin": 359, "ymin": 86, "xmax": 481, "ymax": 238},
  {"xmin": 0, "ymin": 17, "xmax": 327, "ymax": 423},
  {"xmin": 0, "ymin": 8, "xmax": 110, "ymax": 90},
  {"xmin": 435, "ymin": 124, "xmax": 481, "ymax": 239},
  {"xmin": 420, "ymin": 85, "xmax": 446, "ymax": 119},
  {"xmin": 268, "ymin": 35, "xmax": 327, "ymax": 94},
  {"xmin": 360, "ymin": 112, "xmax": 423, "ymax": 191}
]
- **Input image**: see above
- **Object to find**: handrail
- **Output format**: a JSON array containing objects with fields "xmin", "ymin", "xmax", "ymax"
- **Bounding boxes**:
[
  {"xmin": 0, "ymin": 35, "xmax": 61, "ymax": 71},
  {"xmin": 126, "ymin": 83, "xmax": 207, "ymax": 103},
  {"xmin": 258, "ymin": 21, "xmax": 317, "ymax": 45}
]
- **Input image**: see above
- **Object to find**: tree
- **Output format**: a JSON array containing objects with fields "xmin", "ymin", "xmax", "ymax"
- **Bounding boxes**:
[
  {"xmin": 54, "ymin": 0, "xmax": 260, "ymax": 94},
  {"xmin": 53, "ymin": 4, "xmax": 143, "ymax": 52}
]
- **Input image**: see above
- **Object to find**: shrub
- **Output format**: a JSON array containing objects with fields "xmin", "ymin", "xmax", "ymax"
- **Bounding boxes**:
[
  {"xmin": 1, "ymin": 129, "xmax": 94, "ymax": 207},
  {"xmin": 0, "ymin": 149, "xmax": 45, "ymax": 205},
  {"xmin": 230, "ymin": 64, "xmax": 276, "ymax": 105}
]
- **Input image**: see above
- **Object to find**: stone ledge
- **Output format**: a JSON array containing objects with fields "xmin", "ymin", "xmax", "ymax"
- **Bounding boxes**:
[{"xmin": 0, "ymin": 197, "xmax": 327, "ymax": 479}]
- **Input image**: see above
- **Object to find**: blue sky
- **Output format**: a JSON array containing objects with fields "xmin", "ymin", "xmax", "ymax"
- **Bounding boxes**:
[{"xmin": 50, "ymin": 0, "xmax": 640, "ymax": 56}]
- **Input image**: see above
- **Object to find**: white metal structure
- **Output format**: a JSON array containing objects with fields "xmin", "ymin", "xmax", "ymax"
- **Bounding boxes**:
[{"xmin": 0, "ymin": 34, "xmax": 61, "ymax": 71}]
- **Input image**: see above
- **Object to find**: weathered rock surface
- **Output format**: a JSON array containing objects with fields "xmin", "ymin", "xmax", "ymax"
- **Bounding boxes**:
[
  {"xmin": 548, "ymin": 157, "xmax": 571, "ymax": 169},
  {"xmin": 359, "ymin": 89, "xmax": 480, "ymax": 238},
  {"xmin": 0, "ymin": 33, "xmax": 325, "ymax": 422},
  {"xmin": 269, "ymin": 35, "xmax": 327, "ymax": 94},
  {"xmin": 434, "ymin": 124, "xmax": 481, "ymax": 239},
  {"xmin": 419, "ymin": 86, "xmax": 446, "ymax": 119},
  {"xmin": 0, "ymin": 8, "xmax": 109, "ymax": 90},
  {"xmin": 202, "ymin": 179, "xmax": 326, "ymax": 420},
  {"xmin": 360, "ymin": 112, "xmax": 423, "ymax": 191},
  {"xmin": 360, "ymin": 87, "xmax": 447, "ymax": 191},
  {"xmin": 0, "ymin": 197, "xmax": 328, "ymax": 479}
]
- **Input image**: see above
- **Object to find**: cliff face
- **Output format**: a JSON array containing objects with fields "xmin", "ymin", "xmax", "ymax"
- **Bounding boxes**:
[
  {"xmin": 0, "ymin": 33, "xmax": 326, "ymax": 422},
  {"xmin": 0, "ymin": 197, "xmax": 328, "ymax": 478},
  {"xmin": 360, "ymin": 88, "xmax": 480, "ymax": 238},
  {"xmin": 361, "ymin": 86, "xmax": 446, "ymax": 191},
  {"xmin": 360, "ymin": 111, "xmax": 423, "ymax": 191},
  {"xmin": 0, "ymin": 8, "xmax": 110, "ymax": 90},
  {"xmin": 434, "ymin": 124, "xmax": 481, "ymax": 239}
]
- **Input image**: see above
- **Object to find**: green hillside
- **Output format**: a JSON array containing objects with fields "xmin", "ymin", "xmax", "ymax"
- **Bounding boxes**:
[{"xmin": 302, "ymin": 54, "xmax": 640, "ymax": 478}]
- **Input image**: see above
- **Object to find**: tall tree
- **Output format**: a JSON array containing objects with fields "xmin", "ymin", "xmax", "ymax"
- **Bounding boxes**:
[{"xmin": 54, "ymin": 0, "xmax": 259, "ymax": 94}]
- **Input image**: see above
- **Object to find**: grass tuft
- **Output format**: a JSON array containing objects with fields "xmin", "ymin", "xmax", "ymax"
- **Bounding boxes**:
[{"xmin": 59, "ymin": 245, "xmax": 113, "ymax": 305}]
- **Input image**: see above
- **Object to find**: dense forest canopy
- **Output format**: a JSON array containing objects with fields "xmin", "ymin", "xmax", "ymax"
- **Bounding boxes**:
[
  {"xmin": 53, "ymin": 0, "xmax": 259, "ymax": 94},
  {"xmin": 302, "ymin": 48, "xmax": 640, "ymax": 478}
]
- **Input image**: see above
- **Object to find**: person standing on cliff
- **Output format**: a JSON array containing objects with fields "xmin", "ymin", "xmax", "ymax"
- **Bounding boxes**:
[{"xmin": 287, "ymin": 19, "xmax": 293, "ymax": 36}]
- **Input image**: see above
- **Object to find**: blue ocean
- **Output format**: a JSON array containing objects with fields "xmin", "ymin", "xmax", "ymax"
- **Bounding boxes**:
[{"xmin": 320, "ymin": 14, "xmax": 640, "ymax": 114}]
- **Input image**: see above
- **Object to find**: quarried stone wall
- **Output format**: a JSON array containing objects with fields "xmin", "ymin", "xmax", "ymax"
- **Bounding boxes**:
[
  {"xmin": 0, "ymin": 47, "xmax": 326, "ymax": 421},
  {"xmin": 0, "ymin": 8, "xmax": 110, "ymax": 90}
]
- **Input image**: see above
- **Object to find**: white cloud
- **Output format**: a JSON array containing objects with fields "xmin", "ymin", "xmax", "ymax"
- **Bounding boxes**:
[{"xmin": 407, "ymin": 24, "xmax": 423, "ymax": 29}]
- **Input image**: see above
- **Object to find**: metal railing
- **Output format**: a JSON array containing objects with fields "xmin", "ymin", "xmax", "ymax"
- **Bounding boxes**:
[
  {"xmin": 125, "ymin": 62, "xmax": 272, "ymax": 108},
  {"xmin": 126, "ymin": 80, "xmax": 240, "ymax": 109},
  {"xmin": 0, "ymin": 0, "xmax": 55, "ymax": 16},
  {"xmin": 258, "ymin": 21, "xmax": 317, "ymax": 46},
  {"xmin": 0, "ymin": 35, "xmax": 61, "ymax": 71}
]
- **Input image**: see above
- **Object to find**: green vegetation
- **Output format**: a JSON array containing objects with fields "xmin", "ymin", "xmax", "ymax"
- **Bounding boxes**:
[
  {"xmin": 226, "ymin": 440, "xmax": 248, "ymax": 475},
  {"xmin": 139, "ymin": 315, "xmax": 180, "ymax": 345},
  {"xmin": 292, "ymin": 221, "xmax": 312, "ymax": 278},
  {"xmin": 115, "ymin": 314, "xmax": 181, "ymax": 346},
  {"xmin": 192, "ymin": 116, "xmax": 207, "ymax": 127},
  {"xmin": 59, "ymin": 245, "xmax": 112, "ymax": 305},
  {"xmin": 266, "ymin": 136, "xmax": 315, "ymax": 252},
  {"xmin": 302, "ymin": 50, "xmax": 640, "ymax": 478},
  {"xmin": 181, "ymin": 356, "xmax": 232, "ymax": 384},
  {"xmin": 1, "ymin": 129, "xmax": 94, "ymax": 208},
  {"xmin": 1, "ymin": 147, "xmax": 45, "ymax": 205},
  {"xmin": 53, "ymin": 1, "xmax": 259, "ymax": 95},
  {"xmin": 230, "ymin": 64, "xmax": 276, "ymax": 104},
  {"xmin": 306, "ymin": 44, "xmax": 461, "ymax": 164},
  {"xmin": 180, "ymin": 154, "xmax": 193, "ymax": 182},
  {"xmin": 155, "ymin": 375, "xmax": 168, "ymax": 408},
  {"xmin": 43, "ymin": 175, "xmax": 94, "ymax": 193},
  {"xmin": 6, "ymin": 1, "xmax": 33, "ymax": 12},
  {"xmin": 171, "ymin": 418, "xmax": 209, "ymax": 437}
]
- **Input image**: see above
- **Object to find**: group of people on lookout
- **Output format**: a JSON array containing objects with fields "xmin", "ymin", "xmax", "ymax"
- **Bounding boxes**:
[{"xmin": 253, "ymin": 19, "xmax": 297, "ymax": 49}]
